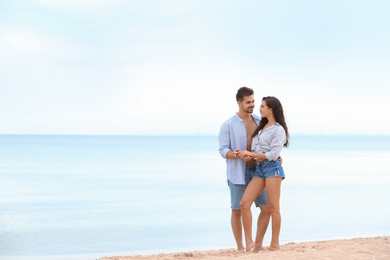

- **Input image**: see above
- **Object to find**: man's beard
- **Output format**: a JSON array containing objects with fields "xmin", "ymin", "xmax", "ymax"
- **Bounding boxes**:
[{"xmin": 244, "ymin": 107, "xmax": 254, "ymax": 113}]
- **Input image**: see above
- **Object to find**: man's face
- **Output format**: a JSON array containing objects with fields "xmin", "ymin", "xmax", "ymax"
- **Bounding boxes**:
[{"xmin": 238, "ymin": 95, "xmax": 255, "ymax": 113}]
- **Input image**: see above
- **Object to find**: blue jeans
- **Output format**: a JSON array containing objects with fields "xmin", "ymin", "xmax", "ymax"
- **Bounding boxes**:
[
  {"xmin": 228, "ymin": 165, "xmax": 268, "ymax": 210},
  {"xmin": 254, "ymin": 160, "xmax": 285, "ymax": 179}
]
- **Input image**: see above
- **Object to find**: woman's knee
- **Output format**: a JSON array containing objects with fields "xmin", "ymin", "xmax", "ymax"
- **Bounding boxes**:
[
  {"xmin": 239, "ymin": 200, "xmax": 251, "ymax": 210},
  {"xmin": 267, "ymin": 203, "xmax": 280, "ymax": 214}
]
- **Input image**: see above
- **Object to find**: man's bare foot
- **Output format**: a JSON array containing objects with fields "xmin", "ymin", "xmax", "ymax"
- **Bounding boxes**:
[
  {"xmin": 245, "ymin": 242, "xmax": 255, "ymax": 252},
  {"xmin": 253, "ymin": 246, "xmax": 267, "ymax": 253},
  {"xmin": 237, "ymin": 247, "xmax": 245, "ymax": 253}
]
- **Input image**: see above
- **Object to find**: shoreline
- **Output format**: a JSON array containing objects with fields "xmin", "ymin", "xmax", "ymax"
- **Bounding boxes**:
[
  {"xmin": 98, "ymin": 236, "xmax": 390, "ymax": 260},
  {"xmin": 2, "ymin": 236, "xmax": 389, "ymax": 260}
]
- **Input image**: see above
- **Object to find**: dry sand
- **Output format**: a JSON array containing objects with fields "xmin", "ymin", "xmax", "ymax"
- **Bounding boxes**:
[{"xmin": 99, "ymin": 236, "xmax": 389, "ymax": 260}]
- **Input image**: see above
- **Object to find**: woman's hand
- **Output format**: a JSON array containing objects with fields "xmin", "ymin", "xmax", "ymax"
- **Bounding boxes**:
[{"xmin": 235, "ymin": 149, "xmax": 250, "ymax": 158}]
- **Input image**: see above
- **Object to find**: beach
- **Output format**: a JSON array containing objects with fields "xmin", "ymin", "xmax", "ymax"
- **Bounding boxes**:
[{"xmin": 99, "ymin": 236, "xmax": 390, "ymax": 260}]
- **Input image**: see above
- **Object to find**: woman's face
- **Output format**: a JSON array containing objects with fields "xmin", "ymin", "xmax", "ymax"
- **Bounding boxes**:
[{"xmin": 260, "ymin": 100, "xmax": 272, "ymax": 118}]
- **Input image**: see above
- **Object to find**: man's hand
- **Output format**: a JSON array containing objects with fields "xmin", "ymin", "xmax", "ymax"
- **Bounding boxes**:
[{"xmin": 278, "ymin": 156, "xmax": 283, "ymax": 164}]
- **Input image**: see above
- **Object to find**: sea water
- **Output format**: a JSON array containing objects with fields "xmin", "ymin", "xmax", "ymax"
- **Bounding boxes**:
[{"xmin": 0, "ymin": 135, "xmax": 389, "ymax": 259}]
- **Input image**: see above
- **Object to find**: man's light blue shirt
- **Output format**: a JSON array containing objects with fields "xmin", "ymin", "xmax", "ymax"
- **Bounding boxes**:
[{"xmin": 218, "ymin": 113, "xmax": 261, "ymax": 185}]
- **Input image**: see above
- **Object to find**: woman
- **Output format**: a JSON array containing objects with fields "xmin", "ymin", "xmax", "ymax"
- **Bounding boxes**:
[{"xmin": 235, "ymin": 96, "xmax": 289, "ymax": 252}]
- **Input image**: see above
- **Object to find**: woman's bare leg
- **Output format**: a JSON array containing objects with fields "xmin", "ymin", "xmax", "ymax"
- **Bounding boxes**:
[
  {"xmin": 253, "ymin": 204, "xmax": 271, "ymax": 252},
  {"xmin": 240, "ymin": 177, "xmax": 265, "ymax": 252},
  {"xmin": 265, "ymin": 177, "xmax": 282, "ymax": 250}
]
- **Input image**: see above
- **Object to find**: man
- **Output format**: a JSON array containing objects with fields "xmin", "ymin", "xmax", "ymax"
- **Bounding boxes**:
[{"xmin": 218, "ymin": 86, "xmax": 271, "ymax": 252}]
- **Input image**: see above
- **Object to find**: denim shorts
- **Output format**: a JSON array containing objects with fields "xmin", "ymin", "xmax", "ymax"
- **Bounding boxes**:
[
  {"xmin": 228, "ymin": 165, "xmax": 268, "ymax": 210},
  {"xmin": 254, "ymin": 160, "xmax": 285, "ymax": 179}
]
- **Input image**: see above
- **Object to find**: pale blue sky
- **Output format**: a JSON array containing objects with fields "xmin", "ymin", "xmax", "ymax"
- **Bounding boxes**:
[{"xmin": 1, "ymin": 0, "xmax": 389, "ymax": 135}]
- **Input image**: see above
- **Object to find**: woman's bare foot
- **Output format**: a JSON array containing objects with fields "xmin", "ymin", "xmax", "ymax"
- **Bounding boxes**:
[
  {"xmin": 246, "ymin": 242, "xmax": 255, "ymax": 252},
  {"xmin": 253, "ymin": 245, "xmax": 267, "ymax": 253},
  {"xmin": 269, "ymin": 244, "xmax": 280, "ymax": 251}
]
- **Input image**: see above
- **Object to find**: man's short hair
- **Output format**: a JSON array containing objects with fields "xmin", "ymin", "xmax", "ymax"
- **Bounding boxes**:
[{"xmin": 236, "ymin": 86, "xmax": 254, "ymax": 101}]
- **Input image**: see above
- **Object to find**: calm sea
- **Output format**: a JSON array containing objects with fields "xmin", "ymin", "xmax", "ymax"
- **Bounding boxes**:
[{"xmin": 1, "ymin": 135, "xmax": 389, "ymax": 260}]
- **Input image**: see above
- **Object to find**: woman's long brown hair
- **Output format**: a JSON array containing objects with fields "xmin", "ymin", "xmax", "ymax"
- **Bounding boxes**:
[{"xmin": 252, "ymin": 96, "xmax": 289, "ymax": 147}]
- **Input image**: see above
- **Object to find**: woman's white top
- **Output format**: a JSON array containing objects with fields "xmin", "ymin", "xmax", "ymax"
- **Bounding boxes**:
[{"xmin": 251, "ymin": 123, "xmax": 286, "ymax": 161}]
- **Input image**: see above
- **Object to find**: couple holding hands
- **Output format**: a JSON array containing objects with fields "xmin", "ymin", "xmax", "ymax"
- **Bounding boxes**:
[{"xmin": 218, "ymin": 87, "xmax": 289, "ymax": 252}]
